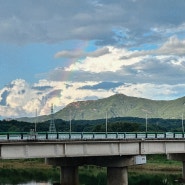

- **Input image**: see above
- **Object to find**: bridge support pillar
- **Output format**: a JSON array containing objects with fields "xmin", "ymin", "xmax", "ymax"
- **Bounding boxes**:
[
  {"xmin": 107, "ymin": 167, "xmax": 128, "ymax": 185},
  {"xmin": 168, "ymin": 154, "xmax": 185, "ymax": 181},
  {"xmin": 46, "ymin": 155, "xmax": 146, "ymax": 185},
  {"xmin": 60, "ymin": 166, "xmax": 79, "ymax": 185},
  {"xmin": 182, "ymin": 161, "xmax": 185, "ymax": 180}
]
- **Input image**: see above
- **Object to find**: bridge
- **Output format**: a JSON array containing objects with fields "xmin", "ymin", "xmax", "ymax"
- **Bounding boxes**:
[{"xmin": 1, "ymin": 131, "xmax": 185, "ymax": 185}]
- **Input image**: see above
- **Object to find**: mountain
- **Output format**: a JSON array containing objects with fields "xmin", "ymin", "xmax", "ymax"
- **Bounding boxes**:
[{"xmin": 17, "ymin": 93, "xmax": 185, "ymax": 123}]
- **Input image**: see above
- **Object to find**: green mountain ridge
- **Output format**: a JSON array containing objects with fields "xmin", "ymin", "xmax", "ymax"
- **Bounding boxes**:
[{"xmin": 17, "ymin": 93, "xmax": 185, "ymax": 123}]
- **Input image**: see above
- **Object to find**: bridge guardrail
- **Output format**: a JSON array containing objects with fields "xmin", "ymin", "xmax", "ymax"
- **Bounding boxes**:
[{"xmin": 0, "ymin": 132, "xmax": 185, "ymax": 141}]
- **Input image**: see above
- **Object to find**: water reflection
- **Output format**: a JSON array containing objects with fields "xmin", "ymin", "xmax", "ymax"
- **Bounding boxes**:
[
  {"xmin": 0, "ymin": 172, "xmax": 183, "ymax": 185},
  {"xmin": 12, "ymin": 182, "xmax": 51, "ymax": 185}
]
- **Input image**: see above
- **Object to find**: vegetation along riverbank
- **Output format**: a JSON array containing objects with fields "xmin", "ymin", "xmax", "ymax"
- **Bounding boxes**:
[{"xmin": 0, "ymin": 155, "xmax": 182, "ymax": 184}]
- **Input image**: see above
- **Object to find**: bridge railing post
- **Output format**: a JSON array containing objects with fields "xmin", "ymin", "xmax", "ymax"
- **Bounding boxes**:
[
  {"xmin": 135, "ymin": 133, "xmax": 138, "ymax": 139},
  {"xmin": 155, "ymin": 133, "xmax": 157, "ymax": 138},
  {"xmin": 116, "ymin": 132, "xmax": 118, "ymax": 139},
  {"xmin": 21, "ymin": 133, "xmax": 23, "ymax": 140}
]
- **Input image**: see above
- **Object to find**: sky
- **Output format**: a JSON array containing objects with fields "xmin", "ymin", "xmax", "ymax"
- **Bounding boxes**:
[{"xmin": 1, "ymin": 0, "xmax": 185, "ymax": 119}]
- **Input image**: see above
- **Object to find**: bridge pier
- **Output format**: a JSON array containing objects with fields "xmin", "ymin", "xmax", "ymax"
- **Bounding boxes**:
[
  {"xmin": 46, "ymin": 155, "xmax": 146, "ymax": 185},
  {"xmin": 183, "ymin": 161, "xmax": 185, "ymax": 180},
  {"xmin": 60, "ymin": 166, "xmax": 79, "ymax": 185},
  {"xmin": 107, "ymin": 167, "xmax": 128, "ymax": 185},
  {"xmin": 168, "ymin": 154, "xmax": 185, "ymax": 181}
]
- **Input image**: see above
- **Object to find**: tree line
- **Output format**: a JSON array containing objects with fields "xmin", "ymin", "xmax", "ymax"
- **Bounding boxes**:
[{"xmin": 0, "ymin": 117, "xmax": 184, "ymax": 133}]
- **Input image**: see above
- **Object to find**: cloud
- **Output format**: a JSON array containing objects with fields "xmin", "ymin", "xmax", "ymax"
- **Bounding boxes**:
[
  {"xmin": 0, "ymin": 0, "xmax": 185, "ymax": 45},
  {"xmin": 115, "ymin": 83, "xmax": 185, "ymax": 100},
  {"xmin": 159, "ymin": 36, "xmax": 185, "ymax": 55},
  {"xmin": 124, "ymin": 36, "xmax": 185, "ymax": 59},
  {"xmin": 63, "ymin": 46, "xmax": 135, "ymax": 73},
  {"xmin": 0, "ymin": 90, "xmax": 9, "ymax": 106},
  {"xmin": 79, "ymin": 82, "xmax": 124, "ymax": 90},
  {"xmin": 1, "ymin": 78, "xmax": 185, "ymax": 118},
  {"xmin": 50, "ymin": 45, "xmax": 185, "ymax": 87},
  {"xmin": 54, "ymin": 47, "xmax": 110, "ymax": 59}
]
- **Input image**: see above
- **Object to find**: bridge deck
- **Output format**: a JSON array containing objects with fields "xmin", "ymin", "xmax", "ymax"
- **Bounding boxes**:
[{"xmin": 0, "ymin": 132, "xmax": 185, "ymax": 159}]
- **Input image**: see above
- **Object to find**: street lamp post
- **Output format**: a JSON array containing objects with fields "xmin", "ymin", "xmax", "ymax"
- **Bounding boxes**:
[
  {"xmin": 69, "ymin": 110, "xmax": 72, "ymax": 133},
  {"xmin": 105, "ymin": 111, "xmax": 108, "ymax": 134},
  {"xmin": 182, "ymin": 103, "xmax": 185, "ymax": 133},
  {"xmin": 182, "ymin": 113, "xmax": 184, "ymax": 133},
  {"xmin": 35, "ymin": 109, "xmax": 37, "ymax": 133},
  {"xmin": 142, "ymin": 109, "xmax": 150, "ymax": 132},
  {"xmin": 145, "ymin": 113, "xmax": 148, "ymax": 132}
]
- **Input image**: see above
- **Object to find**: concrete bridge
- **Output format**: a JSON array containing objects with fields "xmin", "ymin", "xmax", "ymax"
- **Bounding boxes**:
[{"xmin": 1, "ymin": 132, "xmax": 185, "ymax": 185}]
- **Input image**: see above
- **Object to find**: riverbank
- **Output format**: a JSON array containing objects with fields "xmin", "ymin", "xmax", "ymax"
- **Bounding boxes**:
[
  {"xmin": 0, "ymin": 156, "xmax": 182, "ymax": 185},
  {"xmin": 0, "ymin": 158, "xmax": 51, "ymax": 169},
  {"xmin": 0, "ymin": 155, "xmax": 182, "ymax": 172},
  {"xmin": 130, "ymin": 154, "xmax": 181, "ymax": 174}
]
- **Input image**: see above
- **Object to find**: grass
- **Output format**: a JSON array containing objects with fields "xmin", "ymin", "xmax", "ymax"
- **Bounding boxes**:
[
  {"xmin": 0, "ymin": 158, "xmax": 52, "ymax": 169},
  {"xmin": 0, "ymin": 156, "xmax": 182, "ymax": 185},
  {"xmin": 129, "ymin": 154, "xmax": 182, "ymax": 173},
  {"xmin": 0, "ymin": 155, "xmax": 182, "ymax": 171}
]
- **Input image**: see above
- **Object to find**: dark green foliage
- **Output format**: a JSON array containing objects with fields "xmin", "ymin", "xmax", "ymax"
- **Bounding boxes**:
[
  {"xmin": 79, "ymin": 166, "xmax": 106, "ymax": 185},
  {"xmin": 0, "ymin": 116, "xmax": 184, "ymax": 132},
  {"xmin": 129, "ymin": 173, "xmax": 179, "ymax": 185},
  {"xmin": 0, "ymin": 161, "xmax": 181, "ymax": 185},
  {"xmin": 0, "ymin": 168, "xmax": 60, "ymax": 184}
]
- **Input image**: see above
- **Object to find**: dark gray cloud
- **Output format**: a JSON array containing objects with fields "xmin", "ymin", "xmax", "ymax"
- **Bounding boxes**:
[
  {"xmin": 54, "ymin": 47, "xmax": 110, "ymax": 58},
  {"xmin": 0, "ymin": 0, "xmax": 185, "ymax": 46},
  {"xmin": 79, "ymin": 82, "xmax": 124, "ymax": 90},
  {"xmin": 46, "ymin": 89, "xmax": 62, "ymax": 99},
  {"xmin": 0, "ymin": 90, "xmax": 9, "ymax": 106},
  {"xmin": 32, "ymin": 85, "xmax": 52, "ymax": 91},
  {"xmin": 123, "ymin": 56, "xmax": 185, "ymax": 85}
]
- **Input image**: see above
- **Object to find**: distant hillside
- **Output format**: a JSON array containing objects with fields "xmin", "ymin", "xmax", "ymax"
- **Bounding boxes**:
[{"xmin": 17, "ymin": 94, "xmax": 185, "ymax": 123}]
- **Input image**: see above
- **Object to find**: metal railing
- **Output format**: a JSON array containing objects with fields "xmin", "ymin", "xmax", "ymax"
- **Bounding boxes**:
[{"xmin": 0, "ymin": 131, "xmax": 185, "ymax": 141}]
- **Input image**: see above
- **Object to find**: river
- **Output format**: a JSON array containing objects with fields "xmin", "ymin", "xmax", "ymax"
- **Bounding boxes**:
[
  {"xmin": 0, "ymin": 172, "xmax": 182, "ymax": 185},
  {"xmin": 19, "ymin": 183, "xmax": 51, "ymax": 185},
  {"xmin": 3, "ymin": 182, "xmax": 52, "ymax": 185}
]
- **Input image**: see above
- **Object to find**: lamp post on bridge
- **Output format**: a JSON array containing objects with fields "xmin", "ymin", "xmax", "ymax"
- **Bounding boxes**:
[
  {"xmin": 145, "ymin": 113, "xmax": 148, "ymax": 132},
  {"xmin": 105, "ymin": 111, "xmax": 108, "ymax": 134},
  {"xmin": 182, "ymin": 103, "xmax": 185, "ymax": 133},
  {"xmin": 142, "ymin": 109, "xmax": 151, "ymax": 132},
  {"xmin": 35, "ymin": 109, "xmax": 37, "ymax": 133},
  {"xmin": 182, "ymin": 113, "xmax": 184, "ymax": 133},
  {"xmin": 69, "ymin": 109, "xmax": 72, "ymax": 134}
]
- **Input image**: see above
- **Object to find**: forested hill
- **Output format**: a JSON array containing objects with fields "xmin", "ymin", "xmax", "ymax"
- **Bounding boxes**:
[{"xmin": 17, "ymin": 94, "xmax": 185, "ymax": 123}]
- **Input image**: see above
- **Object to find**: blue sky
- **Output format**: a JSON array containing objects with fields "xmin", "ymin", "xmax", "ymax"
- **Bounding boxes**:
[{"xmin": 0, "ymin": 0, "xmax": 185, "ymax": 118}]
